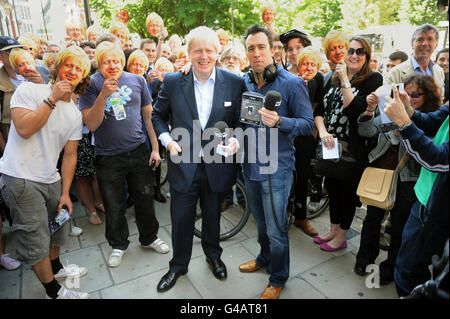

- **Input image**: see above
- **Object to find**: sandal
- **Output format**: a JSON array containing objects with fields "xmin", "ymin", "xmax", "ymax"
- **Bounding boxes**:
[
  {"xmin": 88, "ymin": 211, "xmax": 102, "ymax": 225},
  {"xmin": 94, "ymin": 203, "xmax": 105, "ymax": 213}
]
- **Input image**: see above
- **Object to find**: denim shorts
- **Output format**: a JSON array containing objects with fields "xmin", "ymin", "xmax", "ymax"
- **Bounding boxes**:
[{"xmin": 0, "ymin": 174, "xmax": 68, "ymax": 265}]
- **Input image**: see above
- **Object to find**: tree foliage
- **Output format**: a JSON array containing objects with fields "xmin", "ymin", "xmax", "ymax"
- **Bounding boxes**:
[
  {"xmin": 90, "ymin": 0, "xmax": 260, "ymax": 40},
  {"xmin": 90, "ymin": 0, "xmax": 448, "ymax": 41},
  {"xmin": 300, "ymin": 0, "xmax": 344, "ymax": 37},
  {"xmin": 407, "ymin": 0, "xmax": 447, "ymax": 26}
]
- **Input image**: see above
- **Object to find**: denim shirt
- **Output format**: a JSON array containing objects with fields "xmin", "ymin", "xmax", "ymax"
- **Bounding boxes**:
[
  {"xmin": 241, "ymin": 66, "xmax": 314, "ymax": 181},
  {"xmin": 411, "ymin": 55, "xmax": 434, "ymax": 76}
]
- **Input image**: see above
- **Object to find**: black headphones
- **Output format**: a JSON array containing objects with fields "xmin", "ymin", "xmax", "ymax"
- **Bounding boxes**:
[{"xmin": 249, "ymin": 61, "xmax": 278, "ymax": 85}]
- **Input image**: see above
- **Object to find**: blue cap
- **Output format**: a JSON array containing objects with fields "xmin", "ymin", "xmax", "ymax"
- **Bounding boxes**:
[{"xmin": 0, "ymin": 36, "xmax": 23, "ymax": 51}]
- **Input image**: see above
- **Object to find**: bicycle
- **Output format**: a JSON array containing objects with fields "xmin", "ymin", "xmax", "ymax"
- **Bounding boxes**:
[
  {"xmin": 401, "ymin": 239, "xmax": 449, "ymax": 299},
  {"xmin": 194, "ymin": 179, "xmax": 250, "ymax": 241},
  {"xmin": 159, "ymin": 147, "xmax": 169, "ymax": 186},
  {"xmin": 193, "ymin": 172, "xmax": 329, "ymax": 241}
]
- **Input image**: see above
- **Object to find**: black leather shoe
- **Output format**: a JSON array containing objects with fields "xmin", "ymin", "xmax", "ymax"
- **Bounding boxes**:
[
  {"xmin": 157, "ymin": 270, "xmax": 186, "ymax": 292},
  {"xmin": 154, "ymin": 188, "xmax": 167, "ymax": 203},
  {"xmin": 206, "ymin": 257, "xmax": 227, "ymax": 280},
  {"xmin": 353, "ymin": 263, "xmax": 368, "ymax": 276}
]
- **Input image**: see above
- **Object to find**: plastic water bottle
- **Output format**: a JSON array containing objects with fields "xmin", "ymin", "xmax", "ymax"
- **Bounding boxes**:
[{"xmin": 109, "ymin": 92, "xmax": 126, "ymax": 120}]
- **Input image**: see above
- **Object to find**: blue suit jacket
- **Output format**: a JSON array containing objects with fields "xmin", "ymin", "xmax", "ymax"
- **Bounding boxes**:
[{"xmin": 152, "ymin": 67, "xmax": 245, "ymax": 193}]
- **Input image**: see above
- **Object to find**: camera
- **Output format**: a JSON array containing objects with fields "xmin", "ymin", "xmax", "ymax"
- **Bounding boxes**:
[
  {"xmin": 48, "ymin": 206, "xmax": 71, "ymax": 235},
  {"xmin": 390, "ymin": 83, "xmax": 404, "ymax": 98},
  {"xmin": 240, "ymin": 92, "xmax": 264, "ymax": 126}
]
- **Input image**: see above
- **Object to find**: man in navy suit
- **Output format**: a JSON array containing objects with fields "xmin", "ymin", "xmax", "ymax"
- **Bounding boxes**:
[{"xmin": 152, "ymin": 26, "xmax": 245, "ymax": 292}]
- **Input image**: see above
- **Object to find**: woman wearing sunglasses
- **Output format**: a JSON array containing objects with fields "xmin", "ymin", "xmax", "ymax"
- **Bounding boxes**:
[
  {"xmin": 355, "ymin": 74, "xmax": 441, "ymax": 284},
  {"xmin": 313, "ymin": 36, "xmax": 383, "ymax": 252}
]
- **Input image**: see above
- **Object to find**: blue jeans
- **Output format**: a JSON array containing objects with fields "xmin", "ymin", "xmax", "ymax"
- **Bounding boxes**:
[
  {"xmin": 243, "ymin": 171, "xmax": 294, "ymax": 287},
  {"xmin": 394, "ymin": 201, "xmax": 448, "ymax": 296}
]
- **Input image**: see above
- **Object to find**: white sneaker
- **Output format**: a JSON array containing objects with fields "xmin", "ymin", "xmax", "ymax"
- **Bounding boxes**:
[
  {"xmin": 142, "ymin": 238, "xmax": 170, "ymax": 254},
  {"xmin": 56, "ymin": 286, "xmax": 89, "ymax": 299},
  {"xmin": 0, "ymin": 254, "xmax": 21, "ymax": 270},
  {"xmin": 108, "ymin": 249, "xmax": 126, "ymax": 267},
  {"xmin": 70, "ymin": 226, "xmax": 83, "ymax": 237},
  {"xmin": 54, "ymin": 263, "xmax": 88, "ymax": 281}
]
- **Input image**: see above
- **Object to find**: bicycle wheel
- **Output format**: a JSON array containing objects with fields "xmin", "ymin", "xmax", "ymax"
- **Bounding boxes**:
[
  {"xmin": 306, "ymin": 178, "xmax": 329, "ymax": 219},
  {"xmin": 194, "ymin": 179, "xmax": 250, "ymax": 241},
  {"xmin": 160, "ymin": 150, "xmax": 168, "ymax": 186}
]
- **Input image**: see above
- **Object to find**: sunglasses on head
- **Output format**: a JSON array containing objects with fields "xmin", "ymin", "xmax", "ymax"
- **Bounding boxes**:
[{"xmin": 348, "ymin": 48, "xmax": 366, "ymax": 56}]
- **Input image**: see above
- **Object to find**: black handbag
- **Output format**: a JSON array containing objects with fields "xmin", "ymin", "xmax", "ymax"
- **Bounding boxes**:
[{"xmin": 313, "ymin": 140, "xmax": 360, "ymax": 181}]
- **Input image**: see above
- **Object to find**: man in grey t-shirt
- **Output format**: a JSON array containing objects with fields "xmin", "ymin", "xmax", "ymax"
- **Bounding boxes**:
[{"xmin": 79, "ymin": 41, "xmax": 169, "ymax": 268}]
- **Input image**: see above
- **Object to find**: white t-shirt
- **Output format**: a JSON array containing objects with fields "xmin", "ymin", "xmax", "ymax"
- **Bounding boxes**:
[{"xmin": 0, "ymin": 82, "xmax": 82, "ymax": 184}]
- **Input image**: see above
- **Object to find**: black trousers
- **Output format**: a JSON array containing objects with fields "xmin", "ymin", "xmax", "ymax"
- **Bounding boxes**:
[
  {"xmin": 95, "ymin": 143, "xmax": 159, "ymax": 250},
  {"xmin": 293, "ymin": 135, "xmax": 317, "ymax": 220},
  {"xmin": 169, "ymin": 162, "xmax": 224, "ymax": 273},
  {"xmin": 356, "ymin": 181, "xmax": 416, "ymax": 271},
  {"xmin": 325, "ymin": 176, "xmax": 359, "ymax": 230}
]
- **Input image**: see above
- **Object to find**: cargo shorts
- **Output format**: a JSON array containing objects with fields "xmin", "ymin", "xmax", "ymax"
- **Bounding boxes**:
[{"xmin": 0, "ymin": 174, "xmax": 69, "ymax": 266}]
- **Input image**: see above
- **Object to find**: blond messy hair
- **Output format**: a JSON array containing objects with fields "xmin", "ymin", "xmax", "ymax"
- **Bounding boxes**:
[
  {"xmin": 155, "ymin": 57, "xmax": 174, "ymax": 72},
  {"xmin": 9, "ymin": 48, "xmax": 35, "ymax": 70},
  {"xmin": 95, "ymin": 41, "xmax": 125, "ymax": 67},
  {"xmin": 43, "ymin": 52, "xmax": 57, "ymax": 68},
  {"xmin": 261, "ymin": 2, "xmax": 277, "ymax": 15},
  {"xmin": 110, "ymin": 21, "xmax": 129, "ymax": 40},
  {"xmin": 49, "ymin": 46, "xmax": 91, "ymax": 95},
  {"xmin": 186, "ymin": 26, "xmax": 219, "ymax": 54},
  {"xmin": 87, "ymin": 24, "xmax": 104, "ymax": 38},
  {"xmin": 17, "ymin": 36, "xmax": 37, "ymax": 51},
  {"xmin": 169, "ymin": 34, "xmax": 182, "ymax": 47},
  {"xmin": 127, "ymin": 50, "xmax": 150, "ymax": 71},
  {"xmin": 54, "ymin": 45, "xmax": 91, "ymax": 79},
  {"xmin": 297, "ymin": 47, "xmax": 323, "ymax": 71},
  {"xmin": 322, "ymin": 30, "xmax": 350, "ymax": 56},
  {"xmin": 146, "ymin": 12, "xmax": 163, "ymax": 28}
]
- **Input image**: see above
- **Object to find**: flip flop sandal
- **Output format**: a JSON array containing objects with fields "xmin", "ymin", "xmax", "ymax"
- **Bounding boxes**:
[
  {"xmin": 88, "ymin": 211, "xmax": 102, "ymax": 225},
  {"xmin": 94, "ymin": 203, "xmax": 105, "ymax": 213}
]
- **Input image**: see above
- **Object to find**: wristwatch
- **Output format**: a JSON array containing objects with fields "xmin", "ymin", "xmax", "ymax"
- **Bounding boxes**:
[
  {"xmin": 399, "ymin": 121, "xmax": 412, "ymax": 131},
  {"xmin": 340, "ymin": 83, "xmax": 351, "ymax": 89},
  {"xmin": 275, "ymin": 117, "xmax": 283, "ymax": 128}
]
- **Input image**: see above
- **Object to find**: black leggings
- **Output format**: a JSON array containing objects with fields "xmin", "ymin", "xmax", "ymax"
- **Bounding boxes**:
[
  {"xmin": 325, "ymin": 177, "xmax": 359, "ymax": 230},
  {"xmin": 293, "ymin": 135, "xmax": 317, "ymax": 220}
]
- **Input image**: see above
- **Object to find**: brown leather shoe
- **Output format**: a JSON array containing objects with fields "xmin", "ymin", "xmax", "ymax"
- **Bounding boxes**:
[
  {"xmin": 239, "ymin": 260, "xmax": 262, "ymax": 272},
  {"xmin": 294, "ymin": 219, "xmax": 318, "ymax": 237},
  {"xmin": 260, "ymin": 286, "xmax": 283, "ymax": 299}
]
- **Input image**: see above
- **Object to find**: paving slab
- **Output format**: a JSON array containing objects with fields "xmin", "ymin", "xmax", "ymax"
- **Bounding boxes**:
[
  {"xmin": 187, "ymin": 244, "xmax": 269, "ymax": 299},
  {"xmin": 301, "ymin": 252, "xmax": 398, "ymax": 299},
  {"xmin": 100, "ymin": 267, "xmax": 202, "ymax": 299},
  {"xmin": 100, "ymin": 229, "xmax": 173, "ymax": 285}
]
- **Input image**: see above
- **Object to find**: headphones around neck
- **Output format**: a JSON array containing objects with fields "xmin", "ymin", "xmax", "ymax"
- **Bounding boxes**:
[{"xmin": 249, "ymin": 61, "xmax": 278, "ymax": 85}]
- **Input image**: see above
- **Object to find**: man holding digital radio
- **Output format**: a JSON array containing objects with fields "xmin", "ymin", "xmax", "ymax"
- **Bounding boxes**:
[{"xmin": 237, "ymin": 24, "xmax": 314, "ymax": 299}]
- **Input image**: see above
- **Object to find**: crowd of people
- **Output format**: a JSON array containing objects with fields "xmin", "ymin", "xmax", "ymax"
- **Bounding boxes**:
[{"xmin": 0, "ymin": 4, "xmax": 448, "ymax": 300}]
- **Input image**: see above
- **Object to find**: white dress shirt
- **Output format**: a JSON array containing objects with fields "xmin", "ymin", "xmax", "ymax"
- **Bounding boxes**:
[{"xmin": 159, "ymin": 68, "xmax": 216, "ymax": 149}]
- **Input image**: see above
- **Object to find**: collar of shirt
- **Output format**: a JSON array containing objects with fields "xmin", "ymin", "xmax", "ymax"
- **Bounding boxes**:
[
  {"xmin": 411, "ymin": 55, "xmax": 434, "ymax": 76},
  {"xmin": 10, "ymin": 73, "xmax": 27, "ymax": 88},
  {"xmin": 193, "ymin": 67, "xmax": 216, "ymax": 129},
  {"xmin": 193, "ymin": 67, "xmax": 216, "ymax": 86}
]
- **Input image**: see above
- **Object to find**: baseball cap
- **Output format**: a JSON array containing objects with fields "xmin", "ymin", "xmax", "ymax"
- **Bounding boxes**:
[
  {"xmin": 279, "ymin": 29, "xmax": 311, "ymax": 46},
  {"xmin": 0, "ymin": 36, "xmax": 23, "ymax": 51}
]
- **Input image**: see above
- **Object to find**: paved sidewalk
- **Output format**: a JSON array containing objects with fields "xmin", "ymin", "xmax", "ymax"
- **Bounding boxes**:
[{"xmin": 0, "ymin": 182, "xmax": 398, "ymax": 299}]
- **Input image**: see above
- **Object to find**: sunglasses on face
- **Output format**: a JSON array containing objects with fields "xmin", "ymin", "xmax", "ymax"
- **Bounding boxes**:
[
  {"xmin": 348, "ymin": 48, "xmax": 366, "ymax": 56},
  {"xmin": 407, "ymin": 92, "xmax": 424, "ymax": 98}
]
